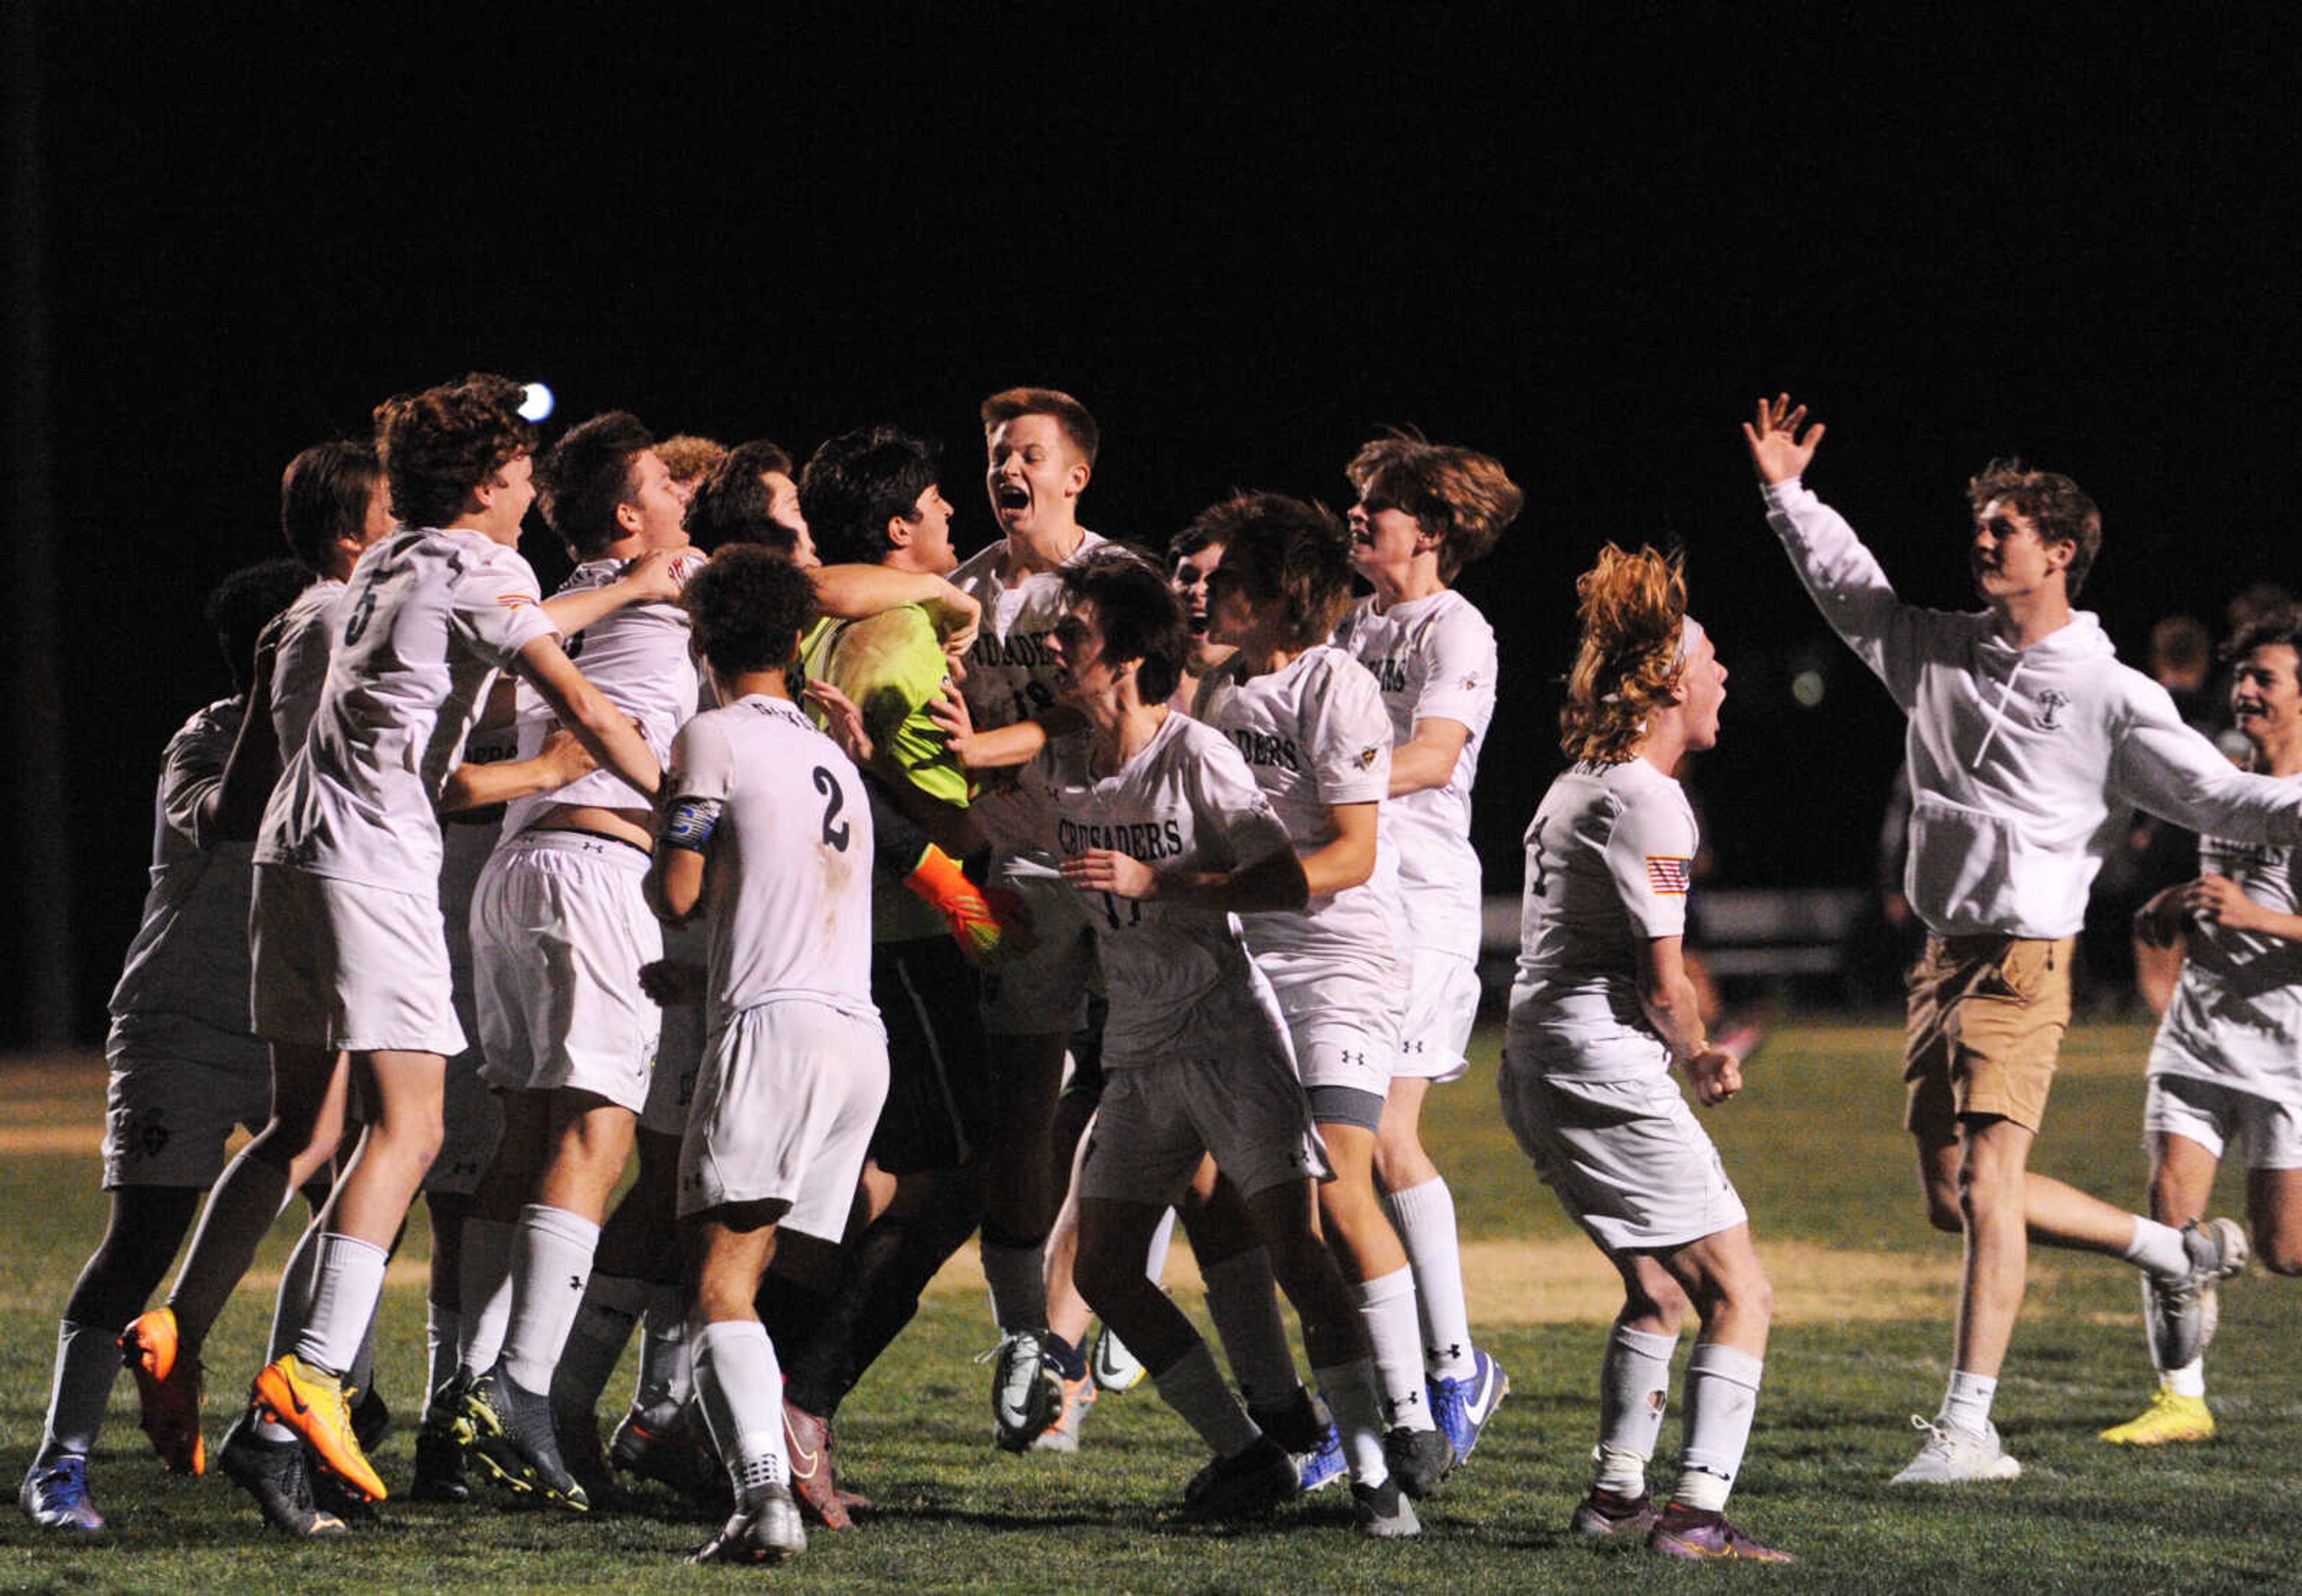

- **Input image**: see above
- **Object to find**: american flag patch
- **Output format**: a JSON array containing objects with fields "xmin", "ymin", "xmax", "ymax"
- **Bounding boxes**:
[
  {"xmin": 498, "ymin": 592, "xmax": 538, "ymax": 610},
  {"xmin": 1646, "ymin": 856, "xmax": 1692, "ymax": 895}
]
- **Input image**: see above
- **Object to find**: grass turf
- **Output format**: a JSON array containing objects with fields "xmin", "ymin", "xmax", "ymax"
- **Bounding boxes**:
[{"xmin": 3, "ymin": 1018, "xmax": 2299, "ymax": 1592}]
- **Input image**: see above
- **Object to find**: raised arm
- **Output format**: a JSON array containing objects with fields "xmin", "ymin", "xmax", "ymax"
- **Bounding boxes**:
[
  {"xmin": 2115, "ymin": 692, "xmax": 2302, "ymax": 847},
  {"xmin": 511, "ymin": 636, "xmax": 661, "ymax": 802}
]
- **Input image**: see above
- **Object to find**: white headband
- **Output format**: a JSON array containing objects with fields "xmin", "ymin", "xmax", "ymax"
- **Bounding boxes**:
[{"xmin": 1601, "ymin": 615, "xmax": 1704, "ymax": 704}]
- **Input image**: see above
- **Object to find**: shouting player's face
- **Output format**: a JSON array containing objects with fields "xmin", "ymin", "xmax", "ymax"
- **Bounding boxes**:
[
  {"xmin": 1347, "ymin": 491, "xmax": 1436, "ymax": 590},
  {"xmin": 1171, "ymin": 543, "xmax": 1227, "ymax": 637},
  {"xmin": 1049, "ymin": 600, "xmax": 1124, "ymax": 709},
  {"xmin": 478, "ymin": 452, "xmax": 538, "ymax": 545},
  {"xmin": 986, "ymin": 414, "xmax": 1089, "ymax": 544},
  {"xmin": 2232, "ymin": 643, "xmax": 2302, "ymax": 754},
  {"xmin": 1677, "ymin": 627, "xmax": 1728, "ymax": 751},
  {"xmin": 897, "ymin": 484, "xmax": 960, "ymax": 575}
]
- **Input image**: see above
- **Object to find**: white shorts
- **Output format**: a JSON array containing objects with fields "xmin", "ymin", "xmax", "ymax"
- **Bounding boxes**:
[
  {"xmin": 1261, "ymin": 957, "xmax": 1399, "ymax": 1101},
  {"xmin": 1395, "ymin": 947, "xmax": 1480, "ymax": 1083},
  {"xmin": 1499, "ymin": 1050, "xmax": 1746, "ymax": 1253},
  {"xmin": 473, "ymin": 830, "xmax": 662, "ymax": 1115},
  {"xmin": 2145, "ymin": 1071, "xmax": 2302, "ymax": 1170},
  {"xmin": 679, "ymin": 999, "xmax": 890, "ymax": 1238},
  {"xmin": 640, "ymin": 919, "xmax": 709, "ymax": 1138},
  {"xmin": 251, "ymin": 864, "xmax": 465, "ymax": 1056},
  {"xmin": 102, "ymin": 1013, "xmax": 272, "ymax": 1188},
  {"xmin": 977, "ymin": 865, "xmax": 1097, "ymax": 1037},
  {"xmin": 1078, "ymin": 1043, "xmax": 1332, "ymax": 1208}
]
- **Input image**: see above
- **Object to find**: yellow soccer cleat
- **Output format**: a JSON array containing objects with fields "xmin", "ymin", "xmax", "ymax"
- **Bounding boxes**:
[
  {"xmin": 120, "ymin": 1307, "xmax": 205, "ymax": 1476},
  {"xmin": 2099, "ymin": 1384, "xmax": 2214, "ymax": 1446},
  {"xmin": 252, "ymin": 1354, "xmax": 387, "ymax": 1502}
]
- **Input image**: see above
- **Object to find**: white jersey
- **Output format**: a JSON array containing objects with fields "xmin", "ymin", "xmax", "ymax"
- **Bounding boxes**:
[
  {"xmin": 2150, "ymin": 814, "xmax": 2302, "ymax": 1104},
  {"xmin": 1505, "ymin": 757, "xmax": 1697, "ymax": 1079},
  {"xmin": 255, "ymin": 528, "xmax": 556, "ymax": 896},
  {"xmin": 1195, "ymin": 645, "xmax": 1401, "ymax": 969},
  {"xmin": 502, "ymin": 551, "xmax": 703, "ymax": 833},
  {"xmin": 1332, "ymin": 588, "xmax": 1497, "ymax": 957},
  {"xmin": 667, "ymin": 694, "xmax": 877, "ymax": 1026},
  {"xmin": 108, "ymin": 698, "xmax": 257, "ymax": 1035},
  {"xmin": 951, "ymin": 529, "xmax": 1110, "ymax": 734},
  {"xmin": 1005, "ymin": 712, "xmax": 1294, "ymax": 1065},
  {"xmin": 268, "ymin": 576, "xmax": 342, "ymax": 755}
]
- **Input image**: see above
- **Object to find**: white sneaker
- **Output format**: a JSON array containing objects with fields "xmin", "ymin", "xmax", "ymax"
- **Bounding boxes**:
[
  {"xmin": 2146, "ymin": 1217, "xmax": 2249, "ymax": 1371},
  {"xmin": 985, "ymin": 1330, "xmax": 1060, "ymax": 1453},
  {"xmin": 1888, "ymin": 1414, "xmax": 2021, "ymax": 1484}
]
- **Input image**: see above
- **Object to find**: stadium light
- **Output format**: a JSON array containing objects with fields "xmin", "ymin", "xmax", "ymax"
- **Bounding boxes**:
[{"xmin": 518, "ymin": 381, "xmax": 556, "ymax": 423}]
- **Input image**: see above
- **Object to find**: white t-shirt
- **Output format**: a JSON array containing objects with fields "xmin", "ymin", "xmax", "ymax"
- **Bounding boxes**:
[
  {"xmin": 268, "ymin": 576, "xmax": 343, "ymax": 756},
  {"xmin": 501, "ymin": 551, "xmax": 703, "ymax": 833},
  {"xmin": 1195, "ymin": 645, "xmax": 1400, "ymax": 969},
  {"xmin": 2150, "ymin": 817, "xmax": 2302, "ymax": 1104},
  {"xmin": 950, "ymin": 530, "xmax": 1110, "ymax": 734},
  {"xmin": 1331, "ymin": 588, "xmax": 1497, "ymax": 957},
  {"xmin": 109, "ymin": 698, "xmax": 257, "ymax": 1035},
  {"xmin": 1505, "ymin": 757, "xmax": 1697, "ymax": 1079},
  {"xmin": 665, "ymin": 694, "xmax": 877, "ymax": 1026},
  {"xmin": 1004, "ymin": 712, "xmax": 1294, "ymax": 1066},
  {"xmin": 255, "ymin": 528, "xmax": 557, "ymax": 895}
]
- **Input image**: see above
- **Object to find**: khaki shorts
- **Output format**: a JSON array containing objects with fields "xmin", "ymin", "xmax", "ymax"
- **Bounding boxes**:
[{"xmin": 1903, "ymin": 935, "xmax": 2074, "ymax": 1136}]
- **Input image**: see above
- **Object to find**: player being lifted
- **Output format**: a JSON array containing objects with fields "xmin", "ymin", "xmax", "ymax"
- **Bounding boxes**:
[
  {"xmin": 1331, "ymin": 432, "xmax": 1520, "ymax": 1468},
  {"xmin": 219, "ymin": 374, "xmax": 661, "ymax": 1537},
  {"xmin": 1502, "ymin": 544, "xmax": 1789, "ymax": 1562},
  {"xmin": 1744, "ymin": 393, "xmax": 2289, "ymax": 1483},
  {"xmin": 2102, "ymin": 606, "xmax": 2302, "ymax": 1446},
  {"xmin": 646, "ymin": 547, "xmax": 890, "ymax": 1565}
]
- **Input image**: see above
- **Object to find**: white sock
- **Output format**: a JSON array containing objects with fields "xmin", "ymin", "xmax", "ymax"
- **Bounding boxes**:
[
  {"xmin": 1202, "ymin": 1249, "xmax": 1299, "ymax": 1411},
  {"xmin": 167, "ymin": 1147, "xmax": 293, "ymax": 1347},
  {"xmin": 636, "ymin": 1283, "xmax": 694, "ymax": 1410},
  {"xmin": 1941, "ymin": 1368, "xmax": 1996, "ymax": 1432},
  {"xmin": 1312, "ymin": 1359, "xmax": 1389, "ymax": 1486},
  {"xmin": 455, "ymin": 1216, "xmax": 516, "ymax": 1378},
  {"xmin": 1595, "ymin": 1324, "xmax": 1676, "ymax": 1496},
  {"xmin": 1674, "ymin": 1342, "xmax": 1762, "ymax": 1511},
  {"xmin": 254, "ymin": 1225, "xmax": 328, "ymax": 1445},
  {"xmin": 39, "ymin": 1321, "xmax": 121, "ymax": 1461},
  {"xmin": 553, "ymin": 1272, "xmax": 649, "ymax": 1419},
  {"xmin": 692, "ymin": 1319, "xmax": 790, "ymax": 1501},
  {"xmin": 1352, "ymin": 1266, "xmax": 1435, "ymax": 1431},
  {"xmin": 2164, "ymin": 1359, "xmax": 2207, "ymax": 1399},
  {"xmin": 2124, "ymin": 1216, "xmax": 2192, "ymax": 1279},
  {"xmin": 501, "ymin": 1204, "xmax": 602, "ymax": 1393},
  {"xmin": 424, "ymin": 1302, "xmax": 462, "ymax": 1404},
  {"xmin": 981, "ymin": 1239, "xmax": 1047, "ymax": 1333},
  {"xmin": 291, "ymin": 1232, "xmax": 391, "ymax": 1377},
  {"xmin": 346, "ymin": 1313, "xmax": 378, "ymax": 1398},
  {"xmin": 1144, "ymin": 1207, "xmax": 1177, "ymax": 1285},
  {"xmin": 1384, "ymin": 1178, "xmax": 1475, "ymax": 1380},
  {"xmin": 1150, "ymin": 1339, "xmax": 1262, "ymax": 1456}
]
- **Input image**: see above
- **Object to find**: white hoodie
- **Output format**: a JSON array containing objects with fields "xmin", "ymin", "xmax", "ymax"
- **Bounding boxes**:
[{"xmin": 1765, "ymin": 477, "xmax": 2302, "ymax": 938}]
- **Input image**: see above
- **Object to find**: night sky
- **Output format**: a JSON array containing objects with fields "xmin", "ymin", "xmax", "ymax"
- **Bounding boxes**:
[{"xmin": 11, "ymin": 10, "xmax": 2297, "ymax": 1044}]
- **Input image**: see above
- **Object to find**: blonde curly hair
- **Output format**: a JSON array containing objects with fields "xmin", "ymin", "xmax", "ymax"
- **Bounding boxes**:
[{"xmin": 1559, "ymin": 543, "xmax": 1689, "ymax": 766}]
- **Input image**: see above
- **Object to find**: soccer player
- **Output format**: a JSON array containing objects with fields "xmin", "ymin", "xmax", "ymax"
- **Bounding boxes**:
[
  {"xmin": 655, "ymin": 433, "xmax": 727, "ymax": 503},
  {"xmin": 682, "ymin": 439, "xmax": 815, "ymax": 562},
  {"xmin": 19, "ymin": 559, "xmax": 314, "ymax": 1532},
  {"xmin": 947, "ymin": 386, "xmax": 1110, "ymax": 1448},
  {"xmin": 1503, "ymin": 543, "xmax": 1790, "ymax": 1562},
  {"xmin": 2101, "ymin": 607, "xmax": 2302, "ymax": 1445},
  {"xmin": 1332, "ymin": 432, "xmax": 1520, "ymax": 1466},
  {"xmin": 453, "ymin": 411, "xmax": 704, "ymax": 1511},
  {"xmin": 1744, "ymin": 393, "xmax": 2283, "ymax": 1483},
  {"xmin": 218, "ymin": 372, "xmax": 661, "ymax": 1537},
  {"xmin": 1168, "ymin": 512, "xmax": 1236, "ymax": 710},
  {"xmin": 646, "ymin": 546, "xmax": 889, "ymax": 1565}
]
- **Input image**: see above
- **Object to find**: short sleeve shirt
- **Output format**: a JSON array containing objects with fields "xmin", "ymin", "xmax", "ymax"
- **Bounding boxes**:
[
  {"xmin": 2150, "ymin": 817, "xmax": 2302, "ymax": 1104},
  {"xmin": 268, "ymin": 577, "xmax": 341, "ymax": 756}
]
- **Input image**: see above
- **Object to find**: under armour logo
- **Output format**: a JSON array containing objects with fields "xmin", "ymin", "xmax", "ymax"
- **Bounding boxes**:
[{"xmin": 570, "ymin": 1275, "xmax": 585, "ymax": 1291}]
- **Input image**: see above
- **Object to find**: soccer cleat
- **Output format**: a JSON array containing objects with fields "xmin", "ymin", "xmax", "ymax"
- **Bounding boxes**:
[
  {"xmin": 19, "ymin": 1455, "xmax": 104, "ymax": 1532},
  {"xmin": 1383, "ymin": 1422, "xmax": 1457, "ymax": 1499},
  {"xmin": 1297, "ymin": 1423, "xmax": 1348, "ymax": 1492},
  {"xmin": 1351, "ymin": 1474, "xmax": 1421, "ymax": 1538},
  {"xmin": 1180, "ymin": 1434, "xmax": 1300, "ymax": 1520},
  {"xmin": 783, "ymin": 1400, "xmax": 851, "ymax": 1529},
  {"xmin": 610, "ymin": 1398, "xmax": 728, "ymax": 1507},
  {"xmin": 457, "ymin": 1366, "xmax": 590, "ymax": 1511},
  {"xmin": 218, "ymin": 1410, "xmax": 349, "ymax": 1538},
  {"xmin": 1889, "ymin": 1414, "xmax": 2021, "ymax": 1484},
  {"xmin": 252, "ymin": 1353, "xmax": 385, "ymax": 1504},
  {"xmin": 1570, "ymin": 1487, "xmax": 1659, "ymax": 1538},
  {"xmin": 2146, "ymin": 1217, "xmax": 2250, "ymax": 1371},
  {"xmin": 1646, "ymin": 1504, "xmax": 1795, "ymax": 1562},
  {"xmin": 1429, "ymin": 1347, "xmax": 1508, "ymax": 1466},
  {"xmin": 411, "ymin": 1378, "xmax": 473, "ymax": 1503},
  {"xmin": 1089, "ymin": 1319, "xmax": 1146, "ymax": 1393},
  {"xmin": 121, "ymin": 1306, "xmax": 205, "ymax": 1475},
  {"xmin": 2099, "ymin": 1383, "xmax": 2214, "ymax": 1446},
  {"xmin": 988, "ymin": 1329, "xmax": 1063, "ymax": 1453},
  {"xmin": 1247, "ymin": 1384, "xmax": 1332, "ymax": 1455},
  {"xmin": 691, "ymin": 1486, "xmax": 807, "ymax": 1565},
  {"xmin": 1032, "ymin": 1369, "xmax": 1099, "ymax": 1455}
]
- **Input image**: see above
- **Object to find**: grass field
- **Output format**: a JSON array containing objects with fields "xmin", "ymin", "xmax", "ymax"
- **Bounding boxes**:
[{"xmin": 3, "ymin": 1018, "xmax": 2300, "ymax": 1593}]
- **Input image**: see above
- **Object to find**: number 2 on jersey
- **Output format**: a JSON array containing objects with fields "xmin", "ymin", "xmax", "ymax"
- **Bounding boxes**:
[{"xmin": 811, "ymin": 766, "xmax": 851, "ymax": 851}]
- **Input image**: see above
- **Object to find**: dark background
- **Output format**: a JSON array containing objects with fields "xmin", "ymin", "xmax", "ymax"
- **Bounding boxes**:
[{"xmin": 8, "ymin": 8, "xmax": 2297, "ymax": 1044}]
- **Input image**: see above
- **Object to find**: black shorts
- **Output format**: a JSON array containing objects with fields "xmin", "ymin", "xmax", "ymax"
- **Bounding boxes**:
[
  {"xmin": 868, "ymin": 936, "xmax": 992, "ymax": 1176},
  {"xmin": 1058, "ymin": 991, "xmax": 1113, "ymax": 1105}
]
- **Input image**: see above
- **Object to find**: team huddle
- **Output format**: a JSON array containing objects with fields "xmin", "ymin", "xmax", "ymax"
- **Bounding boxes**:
[{"xmin": 19, "ymin": 378, "xmax": 2302, "ymax": 1567}]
